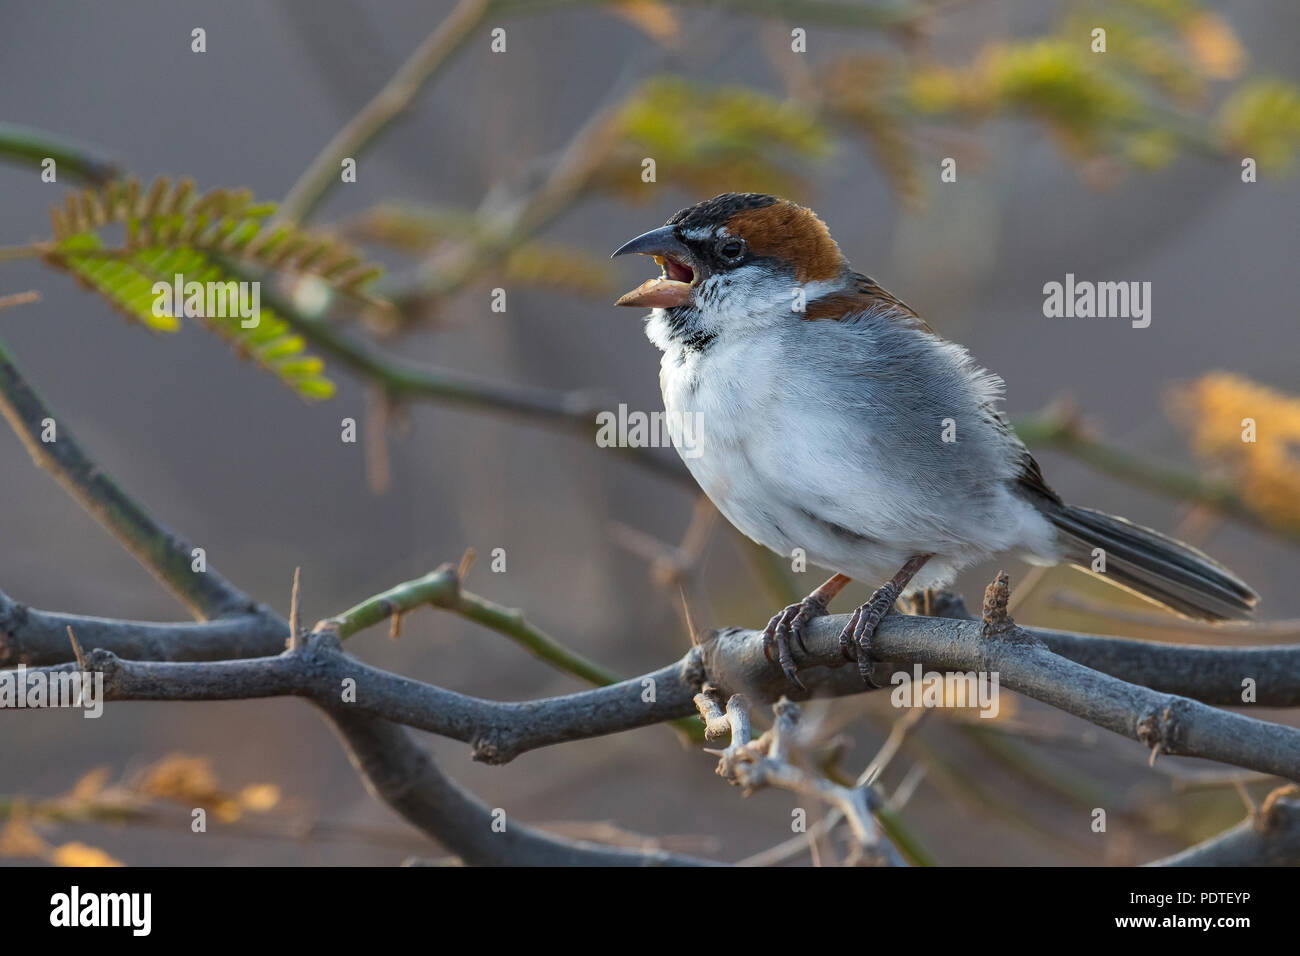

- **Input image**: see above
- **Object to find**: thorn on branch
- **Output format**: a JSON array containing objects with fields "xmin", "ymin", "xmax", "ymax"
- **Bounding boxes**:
[
  {"xmin": 679, "ymin": 587, "xmax": 701, "ymax": 647},
  {"xmin": 0, "ymin": 290, "xmax": 41, "ymax": 314},
  {"xmin": 456, "ymin": 547, "xmax": 476, "ymax": 584},
  {"xmin": 1231, "ymin": 776, "xmax": 1258, "ymax": 814},
  {"xmin": 65, "ymin": 625, "xmax": 87, "ymax": 672},
  {"xmin": 288, "ymin": 566, "xmax": 303, "ymax": 651},
  {"xmin": 1136, "ymin": 702, "xmax": 1188, "ymax": 766}
]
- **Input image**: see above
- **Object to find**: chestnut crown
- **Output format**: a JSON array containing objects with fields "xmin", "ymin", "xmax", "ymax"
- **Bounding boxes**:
[{"xmin": 611, "ymin": 192, "xmax": 847, "ymax": 309}]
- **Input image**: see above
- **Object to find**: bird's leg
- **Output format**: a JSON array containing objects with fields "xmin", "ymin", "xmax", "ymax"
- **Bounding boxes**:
[
  {"xmin": 840, "ymin": 555, "xmax": 932, "ymax": 686},
  {"xmin": 762, "ymin": 573, "xmax": 852, "ymax": 690}
]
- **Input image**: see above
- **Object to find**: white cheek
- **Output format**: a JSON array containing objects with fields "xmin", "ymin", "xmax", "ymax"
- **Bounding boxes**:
[{"xmin": 697, "ymin": 268, "xmax": 797, "ymax": 332}]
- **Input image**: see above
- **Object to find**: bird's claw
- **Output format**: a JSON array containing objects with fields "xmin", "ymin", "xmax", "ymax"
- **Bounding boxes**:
[
  {"xmin": 838, "ymin": 582, "xmax": 901, "ymax": 687},
  {"xmin": 762, "ymin": 596, "xmax": 828, "ymax": 690}
]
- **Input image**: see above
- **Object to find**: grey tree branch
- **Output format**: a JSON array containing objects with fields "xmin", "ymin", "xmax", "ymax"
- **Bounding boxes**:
[
  {"xmin": 908, "ymin": 589, "xmax": 1300, "ymax": 707},
  {"xmin": 0, "ymin": 340, "xmax": 256, "ymax": 621},
  {"xmin": 1029, "ymin": 628, "xmax": 1300, "ymax": 707},
  {"xmin": 0, "ymin": 335, "xmax": 703, "ymax": 866},
  {"xmin": 0, "ymin": 596, "xmax": 284, "ymax": 667},
  {"xmin": 21, "ymin": 583, "xmax": 1300, "ymax": 786},
  {"xmin": 1149, "ymin": 786, "xmax": 1300, "ymax": 866},
  {"xmin": 16, "ymin": 591, "xmax": 1300, "ymax": 863},
  {"xmin": 324, "ymin": 706, "xmax": 715, "ymax": 866},
  {"xmin": 34, "ymin": 632, "xmax": 699, "ymax": 764},
  {"xmin": 5, "ymin": 330, "xmax": 1300, "ymax": 863}
]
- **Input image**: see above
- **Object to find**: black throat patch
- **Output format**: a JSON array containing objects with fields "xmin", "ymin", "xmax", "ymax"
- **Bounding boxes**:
[{"xmin": 655, "ymin": 305, "xmax": 716, "ymax": 355}]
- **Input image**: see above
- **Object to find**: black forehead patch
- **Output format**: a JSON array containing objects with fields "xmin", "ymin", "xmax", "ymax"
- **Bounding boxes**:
[{"xmin": 666, "ymin": 192, "xmax": 778, "ymax": 231}]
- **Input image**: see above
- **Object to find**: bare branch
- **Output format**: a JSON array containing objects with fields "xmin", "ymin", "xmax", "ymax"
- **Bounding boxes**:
[
  {"xmin": 325, "ymin": 710, "xmax": 715, "ymax": 866},
  {"xmin": 0, "ymin": 595, "xmax": 283, "ymax": 667},
  {"xmin": 1149, "ymin": 786, "xmax": 1300, "ymax": 866},
  {"xmin": 0, "ymin": 339, "xmax": 257, "ymax": 620},
  {"xmin": 36, "ymin": 632, "xmax": 700, "ymax": 765},
  {"xmin": 696, "ymin": 691, "xmax": 902, "ymax": 866},
  {"xmin": 1030, "ymin": 628, "xmax": 1300, "ymax": 707},
  {"xmin": 277, "ymin": 0, "xmax": 493, "ymax": 223},
  {"xmin": 914, "ymin": 588, "xmax": 1300, "ymax": 708},
  {"xmin": 701, "ymin": 615, "xmax": 1300, "ymax": 782},
  {"xmin": 0, "ymin": 337, "xmax": 704, "ymax": 866},
  {"xmin": 22, "ymin": 588, "xmax": 1300, "ymax": 786},
  {"xmin": 231, "ymin": 272, "xmax": 692, "ymax": 486}
]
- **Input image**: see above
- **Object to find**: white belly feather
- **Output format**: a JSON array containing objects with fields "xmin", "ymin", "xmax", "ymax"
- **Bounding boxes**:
[{"xmin": 653, "ymin": 314, "xmax": 1058, "ymax": 591}]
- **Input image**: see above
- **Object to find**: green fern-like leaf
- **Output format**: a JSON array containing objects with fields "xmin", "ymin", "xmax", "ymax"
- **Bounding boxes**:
[
  {"xmin": 1216, "ymin": 79, "xmax": 1300, "ymax": 172},
  {"xmin": 42, "ymin": 176, "xmax": 389, "ymax": 399}
]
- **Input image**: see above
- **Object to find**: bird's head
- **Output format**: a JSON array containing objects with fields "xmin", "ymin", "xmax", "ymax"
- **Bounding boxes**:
[{"xmin": 611, "ymin": 193, "xmax": 848, "ymax": 335}]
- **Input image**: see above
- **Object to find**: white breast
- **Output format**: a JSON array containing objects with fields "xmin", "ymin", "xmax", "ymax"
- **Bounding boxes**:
[
  {"xmin": 647, "ymin": 307, "xmax": 1060, "ymax": 591},
  {"xmin": 655, "ymin": 323, "xmax": 914, "ymax": 584}
]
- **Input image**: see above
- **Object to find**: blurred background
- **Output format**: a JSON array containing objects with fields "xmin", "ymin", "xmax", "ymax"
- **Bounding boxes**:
[{"xmin": 1, "ymin": 0, "xmax": 1298, "ymax": 865}]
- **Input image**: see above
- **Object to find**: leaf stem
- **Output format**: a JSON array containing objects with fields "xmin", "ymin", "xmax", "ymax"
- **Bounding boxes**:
[{"xmin": 0, "ymin": 122, "xmax": 122, "ymax": 185}]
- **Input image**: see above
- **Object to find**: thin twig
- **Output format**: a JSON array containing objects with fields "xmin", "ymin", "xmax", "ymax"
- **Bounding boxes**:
[
  {"xmin": 277, "ymin": 0, "xmax": 495, "ymax": 223},
  {"xmin": 698, "ymin": 693, "xmax": 903, "ymax": 866},
  {"xmin": 0, "ymin": 338, "xmax": 256, "ymax": 620},
  {"xmin": 0, "ymin": 290, "xmax": 41, "ymax": 311},
  {"xmin": 288, "ymin": 567, "xmax": 303, "ymax": 651}
]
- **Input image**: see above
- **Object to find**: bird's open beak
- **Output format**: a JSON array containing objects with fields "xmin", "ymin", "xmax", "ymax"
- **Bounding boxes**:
[{"xmin": 610, "ymin": 225, "xmax": 697, "ymax": 308}]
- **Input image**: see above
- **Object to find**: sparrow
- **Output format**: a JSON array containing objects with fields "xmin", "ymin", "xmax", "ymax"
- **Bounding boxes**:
[{"xmin": 611, "ymin": 192, "xmax": 1258, "ymax": 688}]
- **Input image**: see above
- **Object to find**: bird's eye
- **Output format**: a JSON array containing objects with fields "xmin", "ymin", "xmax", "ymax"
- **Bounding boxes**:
[{"xmin": 716, "ymin": 237, "xmax": 745, "ymax": 262}]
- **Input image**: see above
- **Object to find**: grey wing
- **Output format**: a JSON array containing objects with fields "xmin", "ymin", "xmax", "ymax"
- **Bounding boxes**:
[{"xmin": 784, "ymin": 296, "xmax": 1038, "ymax": 549}]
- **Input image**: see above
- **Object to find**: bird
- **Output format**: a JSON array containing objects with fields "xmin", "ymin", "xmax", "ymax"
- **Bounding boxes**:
[{"xmin": 610, "ymin": 192, "xmax": 1258, "ymax": 689}]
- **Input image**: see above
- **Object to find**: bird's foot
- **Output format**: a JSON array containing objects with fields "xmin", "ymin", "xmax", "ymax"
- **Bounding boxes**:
[
  {"xmin": 838, "ymin": 582, "xmax": 902, "ymax": 687},
  {"xmin": 762, "ymin": 595, "xmax": 829, "ymax": 690}
]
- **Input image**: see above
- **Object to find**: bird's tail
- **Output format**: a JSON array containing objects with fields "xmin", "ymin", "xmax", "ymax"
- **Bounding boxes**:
[{"xmin": 1044, "ymin": 503, "xmax": 1258, "ymax": 621}]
